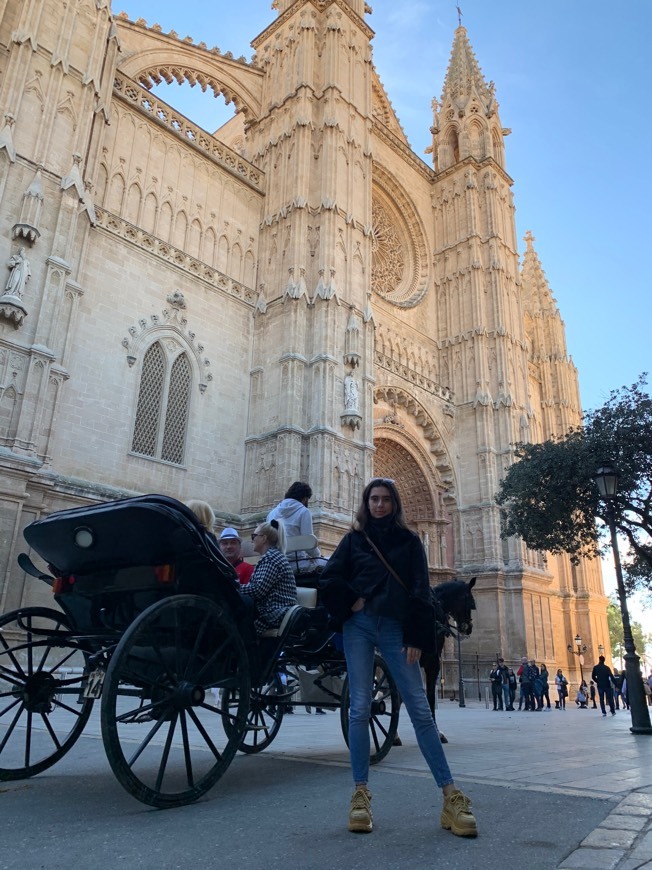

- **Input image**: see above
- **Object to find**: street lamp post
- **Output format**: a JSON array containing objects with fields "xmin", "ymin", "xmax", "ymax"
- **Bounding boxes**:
[
  {"xmin": 594, "ymin": 462, "xmax": 652, "ymax": 735},
  {"xmin": 567, "ymin": 634, "xmax": 587, "ymax": 685}
]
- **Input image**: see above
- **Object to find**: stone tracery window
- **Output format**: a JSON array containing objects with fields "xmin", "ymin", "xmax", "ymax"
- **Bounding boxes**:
[
  {"xmin": 131, "ymin": 340, "xmax": 191, "ymax": 464},
  {"xmin": 369, "ymin": 183, "xmax": 427, "ymax": 308},
  {"xmin": 371, "ymin": 200, "xmax": 406, "ymax": 296}
]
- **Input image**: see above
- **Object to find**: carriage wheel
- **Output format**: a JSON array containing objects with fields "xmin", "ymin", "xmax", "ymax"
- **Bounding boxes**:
[
  {"xmin": 0, "ymin": 607, "xmax": 94, "ymax": 781},
  {"xmin": 340, "ymin": 654, "xmax": 399, "ymax": 765},
  {"xmin": 101, "ymin": 595, "xmax": 250, "ymax": 808},
  {"xmin": 221, "ymin": 672, "xmax": 285, "ymax": 754}
]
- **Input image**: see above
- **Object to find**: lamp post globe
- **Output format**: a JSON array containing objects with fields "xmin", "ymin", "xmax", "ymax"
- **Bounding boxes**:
[{"xmin": 594, "ymin": 462, "xmax": 652, "ymax": 734}]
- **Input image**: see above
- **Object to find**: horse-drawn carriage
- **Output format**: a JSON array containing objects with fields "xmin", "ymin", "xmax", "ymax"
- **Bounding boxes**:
[{"xmin": 0, "ymin": 495, "xmax": 402, "ymax": 808}]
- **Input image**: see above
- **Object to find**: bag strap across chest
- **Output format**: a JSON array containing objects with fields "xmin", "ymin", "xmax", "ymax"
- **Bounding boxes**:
[{"xmin": 362, "ymin": 532, "xmax": 409, "ymax": 592}]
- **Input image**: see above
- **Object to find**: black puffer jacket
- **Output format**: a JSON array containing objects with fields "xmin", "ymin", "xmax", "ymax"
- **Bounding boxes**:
[{"xmin": 320, "ymin": 518, "xmax": 434, "ymax": 652}]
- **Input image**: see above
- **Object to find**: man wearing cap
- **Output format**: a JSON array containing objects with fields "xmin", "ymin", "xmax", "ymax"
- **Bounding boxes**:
[{"xmin": 219, "ymin": 528, "xmax": 254, "ymax": 586}]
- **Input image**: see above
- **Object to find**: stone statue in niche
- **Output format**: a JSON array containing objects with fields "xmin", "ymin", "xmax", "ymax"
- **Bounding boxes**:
[
  {"xmin": 344, "ymin": 373, "xmax": 359, "ymax": 412},
  {"xmin": 5, "ymin": 248, "xmax": 31, "ymax": 298}
]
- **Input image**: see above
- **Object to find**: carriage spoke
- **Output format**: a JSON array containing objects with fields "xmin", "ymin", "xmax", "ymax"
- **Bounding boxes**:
[
  {"xmin": 179, "ymin": 710, "xmax": 194, "ymax": 788},
  {"xmin": 51, "ymin": 696, "xmax": 85, "ymax": 718},
  {"xmin": 114, "ymin": 697, "xmax": 162, "ymax": 724},
  {"xmin": 0, "ymin": 667, "xmax": 25, "ymax": 689},
  {"xmin": 182, "ymin": 613, "xmax": 212, "ymax": 681},
  {"xmin": 193, "ymin": 638, "xmax": 231, "ymax": 684},
  {"xmin": 43, "ymin": 646, "xmax": 80, "ymax": 676},
  {"xmin": 186, "ymin": 706, "xmax": 223, "ymax": 761},
  {"xmin": 40, "ymin": 712, "xmax": 63, "ymax": 751},
  {"xmin": 369, "ymin": 718, "xmax": 382, "ymax": 753},
  {"xmin": 0, "ymin": 636, "xmax": 27, "ymax": 681},
  {"xmin": 0, "ymin": 702, "xmax": 24, "ymax": 753},
  {"xmin": 147, "ymin": 638, "xmax": 178, "ymax": 686},
  {"xmin": 153, "ymin": 713, "xmax": 178, "ymax": 794},
  {"xmin": 26, "ymin": 626, "xmax": 34, "ymax": 677},
  {"xmin": 125, "ymin": 712, "xmax": 168, "ymax": 767},
  {"xmin": 24, "ymin": 710, "xmax": 32, "ymax": 768}
]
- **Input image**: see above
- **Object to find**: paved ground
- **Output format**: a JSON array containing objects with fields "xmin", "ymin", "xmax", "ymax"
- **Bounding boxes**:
[{"xmin": 2, "ymin": 700, "xmax": 651, "ymax": 869}]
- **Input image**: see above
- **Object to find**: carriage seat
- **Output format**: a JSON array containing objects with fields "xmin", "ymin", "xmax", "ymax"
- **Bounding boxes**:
[
  {"xmin": 261, "ymin": 603, "xmax": 305, "ymax": 638},
  {"xmin": 296, "ymin": 587, "xmax": 318, "ymax": 608},
  {"xmin": 285, "ymin": 534, "xmax": 326, "ymax": 575}
]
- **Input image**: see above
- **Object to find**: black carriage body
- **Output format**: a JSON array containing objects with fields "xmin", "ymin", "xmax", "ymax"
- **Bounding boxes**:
[
  {"xmin": 23, "ymin": 495, "xmax": 243, "ymax": 638},
  {"xmin": 2, "ymin": 494, "xmax": 401, "ymax": 806}
]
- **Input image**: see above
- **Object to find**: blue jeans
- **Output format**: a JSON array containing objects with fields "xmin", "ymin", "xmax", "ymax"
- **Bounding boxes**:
[{"xmin": 342, "ymin": 610, "xmax": 453, "ymax": 788}]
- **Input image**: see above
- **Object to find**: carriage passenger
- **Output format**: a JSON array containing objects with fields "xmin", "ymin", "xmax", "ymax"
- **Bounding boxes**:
[
  {"xmin": 320, "ymin": 478, "xmax": 477, "ymax": 838},
  {"xmin": 240, "ymin": 520, "xmax": 297, "ymax": 634},
  {"xmin": 267, "ymin": 481, "xmax": 326, "ymax": 573},
  {"xmin": 185, "ymin": 499, "xmax": 217, "ymax": 541}
]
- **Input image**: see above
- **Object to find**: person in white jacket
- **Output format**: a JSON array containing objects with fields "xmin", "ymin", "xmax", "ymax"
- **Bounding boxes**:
[{"xmin": 267, "ymin": 481, "xmax": 325, "ymax": 573}]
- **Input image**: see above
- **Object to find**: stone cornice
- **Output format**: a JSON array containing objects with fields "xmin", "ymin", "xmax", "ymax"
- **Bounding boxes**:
[
  {"xmin": 432, "ymin": 233, "xmax": 518, "ymax": 260},
  {"xmin": 372, "ymin": 120, "xmax": 434, "ymax": 182},
  {"xmin": 252, "ymin": 0, "xmax": 374, "ymax": 51},
  {"xmin": 113, "ymin": 73, "xmax": 264, "ymax": 193},
  {"xmin": 439, "ymin": 327, "xmax": 528, "ymax": 353},
  {"xmin": 116, "ymin": 15, "xmax": 258, "ymax": 69},
  {"xmin": 434, "ymin": 154, "xmax": 513, "ymax": 187},
  {"xmin": 375, "ymin": 353, "xmax": 454, "ymax": 404},
  {"xmin": 94, "ymin": 207, "xmax": 257, "ymax": 307}
]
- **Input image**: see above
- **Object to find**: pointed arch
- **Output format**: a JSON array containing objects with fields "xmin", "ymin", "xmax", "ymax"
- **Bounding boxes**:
[
  {"xmin": 130, "ymin": 335, "xmax": 196, "ymax": 466},
  {"xmin": 126, "ymin": 182, "xmax": 142, "ymax": 224},
  {"xmin": 172, "ymin": 210, "xmax": 188, "ymax": 249},
  {"xmin": 142, "ymin": 191, "xmax": 158, "ymax": 233},
  {"xmin": 188, "ymin": 218, "xmax": 202, "ymax": 259},
  {"xmin": 107, "ymin": 172, "xmax": 126, "ymax": 214}
]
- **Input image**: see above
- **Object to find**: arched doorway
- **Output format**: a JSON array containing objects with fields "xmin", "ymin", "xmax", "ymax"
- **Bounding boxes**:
[{"xmin": 374, "ymin": 436, "xmax": 454, "ymax": 580}]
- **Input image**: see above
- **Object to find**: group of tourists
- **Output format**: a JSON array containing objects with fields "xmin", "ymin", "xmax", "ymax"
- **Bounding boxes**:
[
  {"xmin": 490, "ymin": 658, "xmax": 554, "ymax": 711},
  {"xmin": 187, "ymin": 478, "xmax": 477, "ymax": 839},
  {"xmin": 489, "ymin": 654, "xmax": 652, "ymax": 716}
]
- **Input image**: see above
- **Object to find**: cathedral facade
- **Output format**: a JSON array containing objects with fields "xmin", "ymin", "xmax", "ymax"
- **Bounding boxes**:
[{"xmin": 0, "ymin": 0, "xmax": 608, "ymax": 676}]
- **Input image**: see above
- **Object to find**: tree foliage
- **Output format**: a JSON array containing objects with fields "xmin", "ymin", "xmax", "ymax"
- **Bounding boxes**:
[
  {"xmin": 607, "ymin": 596, "xmax": 651, "ymax": 661},
  {"xmin": 496, "ymin": 376, "xmax": 652, "ymax": 590}
]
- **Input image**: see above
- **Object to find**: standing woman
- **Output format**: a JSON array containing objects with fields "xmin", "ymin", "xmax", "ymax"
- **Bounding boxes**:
[
  {"xmin": 539, "ymin": 663, "xmax": 551, "ymax": 710},
  {"xmin": 320, "ymin": 478, "xmax": 477, "ymax": 838},
  {"xmin": 555, "ymin": 668, "xmax": 568, "ymax": 710},
  {"xmin": 241, "ymin": 520, "xmax": 296, "ymax": 635}
]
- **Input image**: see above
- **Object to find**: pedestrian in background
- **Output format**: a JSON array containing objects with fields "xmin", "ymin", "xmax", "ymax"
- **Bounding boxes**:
[
  {"xmin": 517, "ymin": 656, "xmax": 534, "ymax": 711},
  {"xmin": 490, "ymin": 662, "xmax": 504, "ymax": 711},
  {"xmin": 555, "ymin": 668, "xmax": 568, "ymax": 710},
  {"xmin": 497, "ymin": 658, "xmax": 511, "ymax": 711},
  {"xmin": 529, "ymin": 659, "xmax": 541, "ymax": 711},
  {"xmin": 613, "ymin": 668, "xmax": 623, "ymax": 709},
  {"xmin": 507, "ymin": 669, "xmax": 518, "ymax": 710},
  {"xmin": 539, "ymin": 664, "xmax": 551, "ymax": 710},
  {"xmin": 591, "ymin": 655, "xmax": 616, "ymax": 717},
  {"xmin": 590, "ymin": 680, "xmax": 597, "ymax": 708}
]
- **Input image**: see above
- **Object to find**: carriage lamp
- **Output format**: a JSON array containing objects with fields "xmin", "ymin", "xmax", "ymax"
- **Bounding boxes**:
[
  {"xmin": 598, "ymin": 644, "xmax": 605, "ymax": 656},
  {"xmin": 594, "ymin": 461, "xmax": 652, "ymax": 734},
  {"xmin": 73, "ymin": 526, "xmax": 95, "ymax": 549}
]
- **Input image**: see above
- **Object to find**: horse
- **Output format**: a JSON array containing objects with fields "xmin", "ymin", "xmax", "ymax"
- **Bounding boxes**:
[{"xmin": 421, "ymin": 577, "xmax": 476, "ymax": 742}]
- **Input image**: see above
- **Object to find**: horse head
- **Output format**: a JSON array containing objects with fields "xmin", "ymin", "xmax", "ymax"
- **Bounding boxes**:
[{"xmin": 432, "ymin": 577, "xmax": 476, "ymax": 637}]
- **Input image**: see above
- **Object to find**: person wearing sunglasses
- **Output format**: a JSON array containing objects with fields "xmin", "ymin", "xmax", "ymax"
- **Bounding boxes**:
[{"xmin": 240, "ymin": 519, "xmax": 296, "ymax": 635}]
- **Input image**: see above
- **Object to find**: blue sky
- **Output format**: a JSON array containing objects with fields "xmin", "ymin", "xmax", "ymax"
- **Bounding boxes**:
[{"xmin": 115, "ymin": 1, "xmax": 651, "ymax": 633}]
